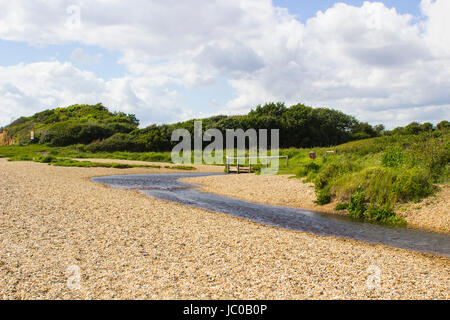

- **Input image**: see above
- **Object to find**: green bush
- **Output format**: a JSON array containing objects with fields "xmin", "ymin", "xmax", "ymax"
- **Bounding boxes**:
[
  {"xmin": 40, "ymin": 122, "xmax": 115, "ymax": 146},
  {"xmin": 334, "ymin": 202, "xmax": 349, "ymax": 211},
  {"xmin": 295, "ymin": 161, "xmax": 321, "ymax": 177},
  {"xmin": 364, "ymin": 206, "xmax": 406, "ymax": 226},
  {"xmin": 38, "ymin": 155, "xmax": 55, "ymax": 163},
  {"xmin": 345, "ymin": 187, "xmax": 406, "ymax": 226},
  {"xmin": 347, "ymin": 186, "xmax": 367, "ymax": 219},
  {"xmin": 314, "ymin": 187, "xmax": 331, "ymax": 205},
  {"xmin": 86, "ymin": 133, "xmax": 144, "ymax": 153},
  {"xmin": 382, "ymin": 146, "xmax": 404, "ymax": 168}
]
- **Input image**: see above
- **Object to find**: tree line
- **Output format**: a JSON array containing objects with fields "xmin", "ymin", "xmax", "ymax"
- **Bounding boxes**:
[{"xmin": 3, "ymin": 102, "xmax": 448, "ymax": 152}]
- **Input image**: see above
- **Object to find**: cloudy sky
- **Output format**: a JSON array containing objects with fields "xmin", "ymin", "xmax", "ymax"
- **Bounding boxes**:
[{"xmin": 0, "ymin": 0, "xmax": 449, "ymax": 128}]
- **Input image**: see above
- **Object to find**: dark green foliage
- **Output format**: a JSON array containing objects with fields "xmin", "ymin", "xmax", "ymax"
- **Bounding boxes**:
[
  {"xmin": 314, "ymin": 188, "xmax": 331, "ymax": 205},
  {"xmin": 363, "ymin": 206, "xmax": 406, "ymax": 226},
  {"xmin": 436, "ymin": 120, "xmax": 449, "ymax": 130},
  {"xmin": 39, "ymin": 122, "xmax": 116, "ymax": 146},
  {"xmin": 347, "ymin": 186, "xmax": 367, "ymax": 219},
  {"xmin": 384, "ymin": 119, "xmax": 448, "ymax": 136},
  {"xmin": 382, "ymin": 146, "xmax": 404, "ymax": 168},
  {"xmin": 4, "ymin": 101, "xmax": 383, "ymax": 152},
  {"xmin": 404, "ymin": 122, "xmax": 422, "ymax": 135},
  {"xmin": 127, "ymin": 102, "xmax": 378, "ymax": 152},
  {"xmin": 86, "ymin": 133, "xmax": 145, "ymax": 152},
  {"xmin": 346, "ymin": 186, "xmax": 406, "ymax": 225},
  {"xmin": 295, "ymin": 161, "xmax": 321, "ymax": 177},
  {"xmin": 39, "ymin": 155, "xmax": 55, "ymax": 163}
]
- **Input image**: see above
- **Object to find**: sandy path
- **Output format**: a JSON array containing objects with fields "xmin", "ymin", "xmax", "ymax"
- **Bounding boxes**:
[
  {"xmin": 0, "ymin": 159, "xmax": 448, "ymax": 299},
  {"xmin": 71, "ymin": 158, "xmax": 223, "ymax": 172}
]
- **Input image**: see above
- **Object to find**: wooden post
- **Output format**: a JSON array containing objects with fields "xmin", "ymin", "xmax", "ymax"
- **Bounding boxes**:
[
  {"xmin": 286, "ymin": 156, "xmax": 289, "ymax": 168},
  {"xmin": 249, "ymin": 158, "xmax": 252, "ymax": 173},
  {"xmin": 237, "ymin": 158, "xmax": 240, "ymax": 174}
]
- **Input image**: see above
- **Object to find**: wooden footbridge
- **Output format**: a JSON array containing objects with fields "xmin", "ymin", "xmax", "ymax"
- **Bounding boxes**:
[{"xmin": 225, "ymin": 156, "xmax": 288, "ymax": 174}]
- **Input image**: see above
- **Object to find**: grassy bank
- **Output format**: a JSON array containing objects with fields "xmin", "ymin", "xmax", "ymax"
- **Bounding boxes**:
[
  {"xmin": 0, "ymin": 144, "xmax": 173, "ymax": 162},
  {"xmin": 0, "ymin": 145, "xmax": 195, "ymax": 170},
  {"xmin": 278, "ymin": 130, "xmax": 449, "ymax": 225}
]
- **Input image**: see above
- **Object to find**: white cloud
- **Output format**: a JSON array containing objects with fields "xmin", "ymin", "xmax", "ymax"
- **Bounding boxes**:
[
  {"xmin": 70, "ymin": 48, "xmax": 100, "ymax": 65},
  {"xmin": 0, "ymin": 61, "xmax": 191, "ymax": 126},
  {"xmin": 0, "ymin": 0, "xmax": 449, "ymax": 128}
]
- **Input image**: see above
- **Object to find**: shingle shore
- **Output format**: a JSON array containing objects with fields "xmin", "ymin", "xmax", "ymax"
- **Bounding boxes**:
[{"xmin": 0, "ymin": 159, "xmax": 448, "ymax": 299}]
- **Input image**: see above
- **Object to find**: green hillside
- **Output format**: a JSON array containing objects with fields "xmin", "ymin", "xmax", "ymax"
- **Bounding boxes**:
[{"xmin": 3, "ymin": 103, "xmax": 139, "ymax": 146}]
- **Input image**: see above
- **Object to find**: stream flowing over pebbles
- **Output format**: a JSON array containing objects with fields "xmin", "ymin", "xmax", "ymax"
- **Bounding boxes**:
[
  {"xmin": 183, "ymin": 174, "xmax": 450, "ymax": 234},
  {"xmin": 0, "ymin": 159, "xmax": 448, "ymax": 299}
]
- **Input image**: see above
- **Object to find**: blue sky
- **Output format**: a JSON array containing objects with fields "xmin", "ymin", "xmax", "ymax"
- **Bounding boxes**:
[
  {"xmin": 0, "ymin": 40, "xmax": 125, "ymax": 80},
  {"xmin": 274, "ymin": 0, "xmax": 422, "ymax": 20},
  {"xmin": 0, "ymin": 0, "xmax": 449, "ymax": 128}
]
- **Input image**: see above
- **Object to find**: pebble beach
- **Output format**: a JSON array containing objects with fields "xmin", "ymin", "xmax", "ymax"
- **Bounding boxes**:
[{"xmin": 0, "ymin": 159, "xmax": 448, "ymax": 299}]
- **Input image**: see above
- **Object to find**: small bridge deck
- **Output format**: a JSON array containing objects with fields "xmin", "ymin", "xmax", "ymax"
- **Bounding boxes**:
[{"xmin": 225, "ymin": 156, "xmax": 288, "ymax": 174}]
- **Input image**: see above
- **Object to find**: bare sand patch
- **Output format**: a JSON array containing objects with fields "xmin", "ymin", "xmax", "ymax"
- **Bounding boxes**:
[
  {"xmin": 0, "ymin": 159, "xmax": 448, "ymax": 299},
  {"xmin": 397, "ymin": 185, "xmax": 450, "ymax": 233}
]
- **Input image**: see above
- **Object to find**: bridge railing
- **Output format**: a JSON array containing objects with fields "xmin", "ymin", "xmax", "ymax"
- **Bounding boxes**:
[{"xmin": 225, "ymin": 156, "xmax": 288, "ymax": 174}]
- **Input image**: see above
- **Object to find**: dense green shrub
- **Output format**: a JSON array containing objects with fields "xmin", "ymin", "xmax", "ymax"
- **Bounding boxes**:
[
  {"xmin": 314, "ymin": 187, "xmax": 331, "ymax": 205},
  {"xmin": 345, "ymin": 187, "xmax": 405, "ymax": 225},
  {"xmin": 382, "ymin": 146, "xmax": 404, "ymax": 168},
  {"xmin": 364, "ymin": 206, "xmax": 406, "ymax": 226},
  {"xmin": 40, "ymin": 122, "xmax": 116, "ymax": 146},
  {"xmin": 86, "ymin": 133, "xmax": 144, "ymax": 152},
  {"xmin": 295, "ymin": 161, "xmax": 321, "ymax": 177},
  {"xmin": 38, "ymin": 155, "xmax": 56, "ymax": 163},
  {"xmin": 347, "ymin": 186, "xmax": 367, "ymax": 219},
  {"xmin": 334, "ymin": 202, "xmax": 349, "ymax": 211}
]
